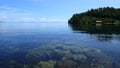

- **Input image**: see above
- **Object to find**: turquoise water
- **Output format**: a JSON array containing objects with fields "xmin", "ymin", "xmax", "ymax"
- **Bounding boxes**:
[{"xmin": 0, "ymin": 22, "xmax": 120, "ymax": 68}]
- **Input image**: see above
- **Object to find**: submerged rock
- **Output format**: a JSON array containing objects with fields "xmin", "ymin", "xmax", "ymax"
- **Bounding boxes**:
[
  {"xmin": 35, "ymin": 60, "xmax": 56, "ymax": 68},
  {"xmin": 54, "ymin": 60, "xmax": 77, "ymax": 68},
  {"xmin": 24, "ymin": 43, "xmax": 119, "ymax": 68}
]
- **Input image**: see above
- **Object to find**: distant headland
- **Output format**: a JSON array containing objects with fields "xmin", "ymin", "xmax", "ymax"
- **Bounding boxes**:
[{"xmin": 68, "ymin": 7, "xmax": 120, "ymax": 25}]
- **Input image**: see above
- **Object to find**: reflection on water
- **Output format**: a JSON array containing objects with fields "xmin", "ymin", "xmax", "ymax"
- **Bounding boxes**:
[
  {"xmin": 0, "ymin": 23, "xmax": 120, "ymax": 68},
  {"xmin": 69, "ymin": 24, "xmax": 120, "ymax": 42}
]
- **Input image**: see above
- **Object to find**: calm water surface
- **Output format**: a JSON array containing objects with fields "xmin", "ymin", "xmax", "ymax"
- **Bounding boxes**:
[{"xmin": 0, "ymin": 22, "xmax": 120, "ymax": 68}]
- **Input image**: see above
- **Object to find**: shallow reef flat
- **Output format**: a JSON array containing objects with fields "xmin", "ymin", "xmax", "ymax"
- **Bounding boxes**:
[
  {"xmin": 0, "ymin": 42, "xmax": 120, "ymax": 68},
  {"xmin": 24, "ymin": 42, "xmax": 120, "ymax": 68}
]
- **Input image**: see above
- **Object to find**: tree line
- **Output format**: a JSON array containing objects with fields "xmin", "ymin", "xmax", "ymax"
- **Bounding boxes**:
[{"xmin": 68, "ymin": 7, "xmax": 120, "ymax": 24}]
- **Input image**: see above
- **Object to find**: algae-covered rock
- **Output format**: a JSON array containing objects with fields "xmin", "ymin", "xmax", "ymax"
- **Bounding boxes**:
[
  {"xmin": 54, "ymin": 60, "xmax": 77, "ymax": 68},
  {"xmin": 25, "ymin": 48, "xmax": 58, "ymax": 64},
  {"xmin": 24, "ymin": 43, "xmax": 119, "ymax": 68},
  {"xmin": 35, "ymin": 60, "xmax": 56, "ymax": 68},
  {"xmin": 72, "ymin": 54, "xmax": 87, "ymax": 62}
]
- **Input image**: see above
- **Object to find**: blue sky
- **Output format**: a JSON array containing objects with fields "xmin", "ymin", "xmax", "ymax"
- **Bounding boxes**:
[{"xmin": 0, "ymin": 0, "xmax": 120, "ymax": 22}]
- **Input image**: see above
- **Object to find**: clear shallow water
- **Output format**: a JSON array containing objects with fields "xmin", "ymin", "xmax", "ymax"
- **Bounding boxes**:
[{"xmin": 0, "ymin": 22, "xmax": 120, "ymax": 68}]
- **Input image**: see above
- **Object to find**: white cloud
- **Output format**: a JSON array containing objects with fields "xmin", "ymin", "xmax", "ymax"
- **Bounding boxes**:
[
  {"xmin": 0, "ymin": 6, "xmax": 22, "ymax": 12},
  {"xmin": 0, "ymin": 6, "xmax": 15, "ymax": 10},
  {"xmin": 0, "ymin": 6, "xmax": 67, "ymax": 22},
  {"xmin": 37, "ymin": 18, "xmax": 67, "ymax": 22},
  {"xmin": 0, "ymin": 15, "xmax": 8, "ymax": 21},
  {"xmin": 0, "ymin": 6, "xmax": 35, "ymax": 22},
  {"xmin": 15, "ymin": 17, "xmax": 36, "ymax": 22},
  {"xmin": 40, "ymin": 18, "xmax": 47, "ymax": 21},
  {"xmin": 48, "ymin": 18, "xmax": 67, "ymax": 22}
]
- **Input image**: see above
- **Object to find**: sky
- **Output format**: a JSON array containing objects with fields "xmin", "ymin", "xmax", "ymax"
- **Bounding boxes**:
[{"xmin": 0, "ymin": 0, "xmax": 120, "ymax": 22}]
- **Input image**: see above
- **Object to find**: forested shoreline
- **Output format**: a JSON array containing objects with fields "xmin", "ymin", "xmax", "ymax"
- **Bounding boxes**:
[{"xmin": 68, "ymin": 7, "xmax": 120, "ymax": 24}]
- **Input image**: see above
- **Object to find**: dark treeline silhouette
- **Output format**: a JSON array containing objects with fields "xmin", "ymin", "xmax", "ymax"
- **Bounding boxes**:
[
  {"xmin": 69, "ymin": 24, "xmax": 120, "ymax": 42},
  {"xmin": 68, "ymin": 7, "xmax": 120, "ymax": 24}
]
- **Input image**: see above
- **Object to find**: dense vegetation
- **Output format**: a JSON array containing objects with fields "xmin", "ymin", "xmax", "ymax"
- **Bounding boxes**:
[{"xmin": 68, "ymin": 7, "xmax": 120, "ymax": 24}]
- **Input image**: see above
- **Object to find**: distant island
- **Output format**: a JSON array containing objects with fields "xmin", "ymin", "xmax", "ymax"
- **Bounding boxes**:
[{"xmin": 68, "ymin": 7, "xmax": 120, "ymax": 25}]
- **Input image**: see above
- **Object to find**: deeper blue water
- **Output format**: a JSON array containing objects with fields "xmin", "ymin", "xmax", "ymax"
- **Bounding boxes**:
[{"xmin": 0, "ymin": 22, "xmax": 120, "ymax": 68}]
